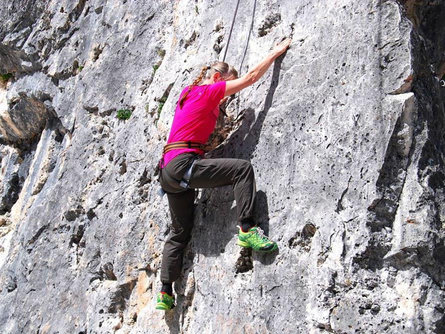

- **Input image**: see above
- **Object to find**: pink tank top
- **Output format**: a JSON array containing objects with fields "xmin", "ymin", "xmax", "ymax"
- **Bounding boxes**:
[{"xmin": 161, "ymin": 81, "xmax": 226, "ymax": 168}]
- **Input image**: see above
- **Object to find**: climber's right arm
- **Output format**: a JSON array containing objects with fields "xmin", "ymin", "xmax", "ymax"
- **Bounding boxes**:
[{"xmin": 224, "ymin": 38, "xmax": 291, "ymax": 97}]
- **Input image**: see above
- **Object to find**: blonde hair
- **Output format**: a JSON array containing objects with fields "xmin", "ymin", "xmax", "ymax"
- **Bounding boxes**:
[{"xmin": 179, "ymin": 62, "xmax": 238, "ymax": 108}]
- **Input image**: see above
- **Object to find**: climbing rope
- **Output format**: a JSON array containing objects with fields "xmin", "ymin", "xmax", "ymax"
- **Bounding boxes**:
[
  {"xmin": 239, "ymin": 0, "xmax": 257, "ymax": 73},
  {"xmin": 222, "ymin": 0, "xmax": 241, "ymax": 63}
]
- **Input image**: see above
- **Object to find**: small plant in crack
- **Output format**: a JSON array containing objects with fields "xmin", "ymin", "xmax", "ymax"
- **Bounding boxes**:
[
  {"xmin": 158, "ymin": 96, "xmax": 167, "ymax": 114},
  {"xmin": 0, "ymin": 73, "xmax": 14, "ymax": 83},
  {"xmin": 117, "ymin": 109, "xmax": 132, "ymax": 120},
  {"xmin": 154, "ymin": 83, "xmax": 173, "ymax": 124}
]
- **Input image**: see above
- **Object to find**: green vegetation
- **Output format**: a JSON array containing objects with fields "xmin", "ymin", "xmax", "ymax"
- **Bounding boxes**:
[
  {"xmin": 195, "ymin": 5, "xmax": 199, "ymax": 14},
  {"xmin": 0, "ymin": 73, "xmax": 14, "ymax": 83},
  {"xmin": 152, "ymin": 64, "xmax": 159, "ymax": 73},
  {"xmin": 78, "ymin": 65, "xmax": 84, "ymax": 72},
  {"xmin": 154, "ymin": 97, "xmax": 167, "ymax": 125},
  {"xmin": 158, "ymin": 96, "xmax": 167, "ymax": 114},
  {"xmin": 117, "ymin": 109, "xmax": 132, "ymax": 120}
]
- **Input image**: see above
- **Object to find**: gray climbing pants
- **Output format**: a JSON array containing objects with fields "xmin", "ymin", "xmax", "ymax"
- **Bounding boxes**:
[{"xmin": 159, "ymin": 153, "xmax": 256, "ymax": 283}]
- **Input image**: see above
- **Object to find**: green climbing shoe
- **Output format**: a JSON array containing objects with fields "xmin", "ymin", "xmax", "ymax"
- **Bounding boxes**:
[
  {"xmin": 155, "ymin": 292, "xmax": 175, "ymax": 310},
  {"xmin": 237, "ymin": 226, "xmax": 278, "ymax": 252}
]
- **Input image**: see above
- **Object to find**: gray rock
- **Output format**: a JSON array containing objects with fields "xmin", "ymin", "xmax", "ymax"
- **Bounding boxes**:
[{"xmin": 0, "ymin": 0, "xmax": 444, "ymax": 333}]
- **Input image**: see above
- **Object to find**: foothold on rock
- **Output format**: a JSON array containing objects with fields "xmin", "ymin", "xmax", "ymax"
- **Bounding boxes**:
[
  {"xmin": 131, "ymin": 312, "xmax": 137, "ymax": 323},
  {"xmin": 288, "ymin": 223, "xmax": 317, "ymax": 250},
  {"xmin": 213, "ymin": 35, "xmax": 224, "ymax": 54},
  {"xmin": 69, "ymin": 224, "xmax": 85, "ymax": 246},
  {"xmin": 87, "ymin": 208, "xmax": 96, "ymax": 220},
  {"xmin": 138, "ymin": 168, "xmax": 151, "ymax": 187},
  {"xmin": 92, "ymin": 45, "xmax": 103, "ymax": 62},
  {"xmin": 213, "ymin": 22, "xmax": 223, "ymax": 32},
  {"xmin": 6, "ymin": 277, "xmax": 17, "ymax": 292},
  {"xmin": 184, "ymin": 31, "xmax": 197, "ymax": 49},
  {"xmin": 64, "ymin": 205, "xmax": 85, "ymax": 222},
  {"xmin": 83, "ymin": 105, "xmax": 99, "ymax": 114},
  {"xmin": 235, "ymin": 247, "xmax": 253, "ymax": 273},
  {"xmin": 302, "ymin": 223, "xmax": 317, "ymax": 239},
  {"xmin": 371, "ymin": 304, "xmax": 381, "ymax": 314},
  {"xmin": 99, "ymin": 108, "xmax": 115, "ymax": 117},
  {"xmin": 119, "ymin": 159, "xmax": 127, "ymax": 175},
  {"xmin": 258, "ymin": 13, "xmax": 281, "ymax": 37},
  {"xmin": 103, "ymin": 262, "xmax": 117, "ymax": 281}
]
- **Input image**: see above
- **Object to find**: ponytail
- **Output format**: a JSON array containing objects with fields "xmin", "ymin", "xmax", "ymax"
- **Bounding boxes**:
[{"xmin": 179, "ymin": 65, "xmax": 209, "ymax": 108}]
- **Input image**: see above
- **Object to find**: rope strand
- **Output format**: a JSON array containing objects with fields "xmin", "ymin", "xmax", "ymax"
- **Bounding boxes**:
[
  {"xmin": 239, "ymin": 0, "xmax": 257, "ymax": 74},
  {"xmin": 222, "ymin": 0, "xmax": 241, "ymax": 62}
]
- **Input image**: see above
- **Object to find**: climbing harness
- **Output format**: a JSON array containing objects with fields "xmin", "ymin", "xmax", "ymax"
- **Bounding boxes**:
[
  {"xmin": 156, "ymin": 142, "xmax": 203, "ymax": 197},
  {"xmin": 164, "ymin": 142, "xmax": 202, "ymax": 188},
  {"xmin": 163, "ymin": 141, "xmax": 205, "ymax": 155},
  {"xmin": 156, "ymin": 156, "xmax": 199, "ymax": 197},
  {"xmin": 223, "ymin": 0, "xmax": 241, "ymax": 62},
  {"xmin": 179, "ymin": 158, "xmax": 198, "ymax": 189}
]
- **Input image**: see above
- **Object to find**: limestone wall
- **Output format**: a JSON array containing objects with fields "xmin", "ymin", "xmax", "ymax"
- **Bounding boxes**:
[{"xmin": 0, "ymin": 1, "xmax": 444, "ymax": 333}]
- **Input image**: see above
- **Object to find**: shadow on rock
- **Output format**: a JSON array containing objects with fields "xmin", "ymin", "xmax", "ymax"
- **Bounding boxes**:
[
  {"xmin": 253, "ymin": 190, "xmax": 279, "ymax": 265},
  {"xmin": 227, "ymin": 51, "xmax": 285, "ymax": 161},
  {"xmin": 192, "ymin": 190, "xmax": 238, "ymax": 257},
  {"xmin": 164, "ymin": 308, "xmax": 180, "ymax": 334},
  {"xmin": 164, "ymin": 264, "xmax": 195, "ymax": 334}
]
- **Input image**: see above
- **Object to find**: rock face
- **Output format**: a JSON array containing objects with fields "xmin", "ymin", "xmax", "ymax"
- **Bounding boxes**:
[{"xmin": 0, "ymin": 0, "xmax": 444, "ymax": 333}]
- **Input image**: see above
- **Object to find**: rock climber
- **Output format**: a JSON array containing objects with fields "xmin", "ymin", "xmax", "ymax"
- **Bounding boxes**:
[{"xmin": 155, "ymin": 38, "xmax": 292, "ymax": 310}]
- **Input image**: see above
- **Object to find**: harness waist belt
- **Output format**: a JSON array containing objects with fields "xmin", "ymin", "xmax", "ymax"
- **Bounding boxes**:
[{"xmin": 163, "ymin": 141, "xmax": 205, "ymax": 155}]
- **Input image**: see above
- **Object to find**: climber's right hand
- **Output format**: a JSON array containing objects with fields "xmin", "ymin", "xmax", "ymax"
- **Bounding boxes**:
[{"xmin": 271, "ymin": 38, "xmax": 292, "ymax": 58}]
